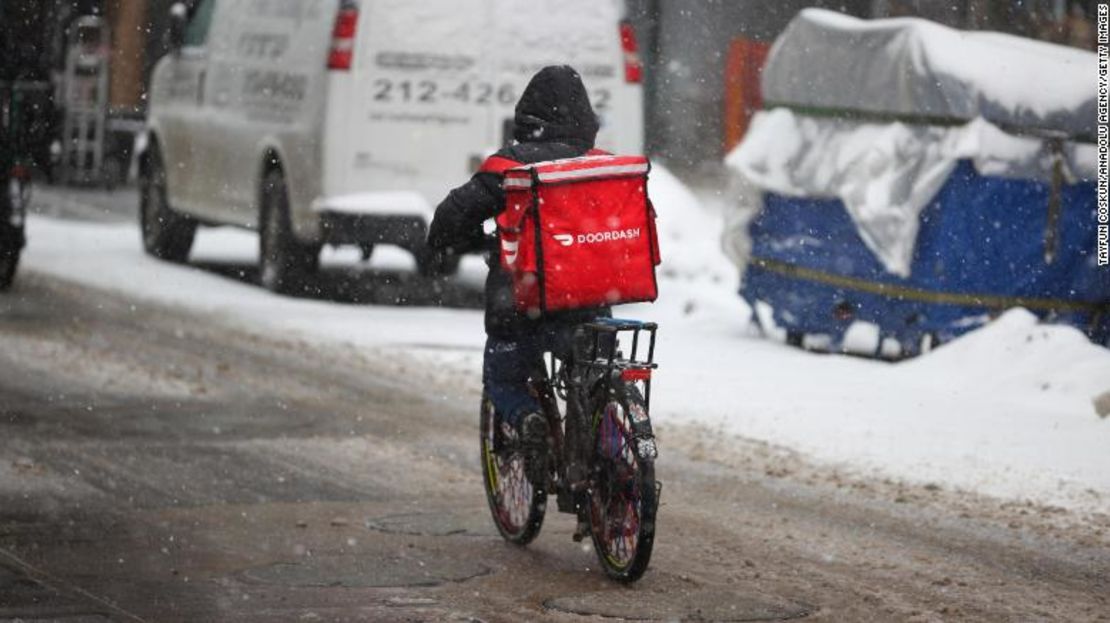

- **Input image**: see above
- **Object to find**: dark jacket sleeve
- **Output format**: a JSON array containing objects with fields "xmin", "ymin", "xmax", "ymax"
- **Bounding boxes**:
[{"xmin": 427, "ymin": 171, "xmax": 503, "ymax": 253}]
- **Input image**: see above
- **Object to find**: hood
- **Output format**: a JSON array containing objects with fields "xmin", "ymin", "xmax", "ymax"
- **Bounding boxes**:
[{"xmin": 513, "ymin": 65, "xmax": 599, "ymax": 147}]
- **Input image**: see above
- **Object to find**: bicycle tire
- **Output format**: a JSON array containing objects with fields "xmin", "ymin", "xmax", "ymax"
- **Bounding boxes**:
[
  {"xmin": 479, "ymin": 396, "xmax": 546, "ymax": 544},
  {"xmin": 587, "ymin": 381, "xmax": 658, "ymax": 582}
]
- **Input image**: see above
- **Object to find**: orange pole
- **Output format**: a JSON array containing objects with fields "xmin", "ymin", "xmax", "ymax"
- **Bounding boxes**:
[
  {"xmin": 722, "ymin": 38, "xmax": 771, "ymax": 154},
  {"xmin": 722, "ymin": 39, "xmax": 746, "ymax": 154},
  {"xmin": 107, "ymin": 0, "xmax": 148, "ymax": 112}
]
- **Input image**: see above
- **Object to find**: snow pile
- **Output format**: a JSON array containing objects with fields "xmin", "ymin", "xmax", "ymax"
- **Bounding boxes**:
[
  {"xmin": 648, "ymin": 164, "xmax": 734, "ymax": 284},
  {"xmin": 904, "ymin": 308, "xmax": 1110, "ymax": 403},
  {"xmin": 639, "ymin": 303, "xmax": 1110, "ymax": 511},
  {"xmin": 18, "ymin": 170, "xmax": 1110, "ymax": 513}
]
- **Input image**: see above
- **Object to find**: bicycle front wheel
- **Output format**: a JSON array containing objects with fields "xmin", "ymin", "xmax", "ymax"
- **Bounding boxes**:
[
  {"xmin": 480, "ymin": 397, "xmax": 545, "ymax": 544},
  {"xmin": 588, "ymin": 384, "xmax": 657, "ymax": 582}
]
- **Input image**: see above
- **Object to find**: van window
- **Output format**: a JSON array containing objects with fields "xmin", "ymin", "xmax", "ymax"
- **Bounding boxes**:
[{"xmin": 184, "ymin": 0, "xmax": 216, "ymax": 47}]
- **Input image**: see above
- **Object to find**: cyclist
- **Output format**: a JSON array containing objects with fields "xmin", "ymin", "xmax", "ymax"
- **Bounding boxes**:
[{"xmin": 427, "ymin": 65, "xmax": 609, "ymax": 485}]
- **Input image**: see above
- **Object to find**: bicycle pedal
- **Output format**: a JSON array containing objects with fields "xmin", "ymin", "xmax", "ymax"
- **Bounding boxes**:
[{"xmin": 556, "ymin": 488, "xmax": 575, "ymax": 513}]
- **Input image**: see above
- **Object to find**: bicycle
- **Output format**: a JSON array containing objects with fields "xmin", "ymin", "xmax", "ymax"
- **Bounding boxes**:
[{"xmin": 480, "ymin": 317, "xmax": 661, "ymax": 582}]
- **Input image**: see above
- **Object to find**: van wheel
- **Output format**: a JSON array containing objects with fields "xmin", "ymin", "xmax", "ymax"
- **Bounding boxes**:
[
  {"xmin": 259, "ymin": 170, "xmax": 320, "ymax": 295},
  {"xmin": 140, "ymin": 148, "xmax": 196, "ymax": 262}
]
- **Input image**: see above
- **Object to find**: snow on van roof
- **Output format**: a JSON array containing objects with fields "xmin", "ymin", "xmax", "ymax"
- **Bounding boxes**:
[{"xmin": 763, "ymin": 9, "xmax": 1096, "ymax": 138}]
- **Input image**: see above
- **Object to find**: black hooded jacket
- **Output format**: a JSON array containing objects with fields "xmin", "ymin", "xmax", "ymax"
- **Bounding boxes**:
[{"xmin": 428, "ymin": 66, "xmax": 606, "ymax": 338}]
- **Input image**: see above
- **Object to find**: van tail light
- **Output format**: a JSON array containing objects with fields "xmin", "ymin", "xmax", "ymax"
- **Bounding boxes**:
[
  {"xmin": 9, "ymin": 164, "xmax": 30, "ymax": 180},
  {"xmin": 327, "ymin": 2, "xmax": 359, "ymax": 70},
  {"xmin": 620, "ymin": 21, "xmax": 642, "ymax": 84}
]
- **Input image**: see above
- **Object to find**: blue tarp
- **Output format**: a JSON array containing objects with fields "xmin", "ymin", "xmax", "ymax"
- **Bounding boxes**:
[{"xmin": 741, "ymin": 160, "xmax": 1110, "ymax": 356}]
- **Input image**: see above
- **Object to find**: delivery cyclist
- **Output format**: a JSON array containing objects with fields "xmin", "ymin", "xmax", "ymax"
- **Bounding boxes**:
[{"xmin": 427, "ymin": 65, "xmax": 609, "ymax": 485}]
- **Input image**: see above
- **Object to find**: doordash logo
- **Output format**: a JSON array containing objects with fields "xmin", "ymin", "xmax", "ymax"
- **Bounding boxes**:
[{"xmin": 552, "ymin": 228, "xmax": 642, "ymax": 247}]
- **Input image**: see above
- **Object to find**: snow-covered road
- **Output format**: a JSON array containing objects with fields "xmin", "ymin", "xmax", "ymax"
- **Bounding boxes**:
[
  {"xmin": 6, "ymin": 269, "xmax": 1107, "ymax": 620},
  {"xmin": 18, "ymin": 174, "xmax": 1110, "ymax": 516}
]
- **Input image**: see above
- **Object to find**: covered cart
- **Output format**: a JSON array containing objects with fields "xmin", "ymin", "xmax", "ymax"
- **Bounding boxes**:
[{"xmin": 725, "ymin": 9, "xmax": 1108, "ymax": 357}]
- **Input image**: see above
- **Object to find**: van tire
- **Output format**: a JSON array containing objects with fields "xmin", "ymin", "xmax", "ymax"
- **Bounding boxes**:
[
  {"xmin": 140, "ymin": 147, "xmax": 196, "ymax": 262},
  {"xmin": 259, "ymin": 170, "xmax": 320, "ymax": 295}
]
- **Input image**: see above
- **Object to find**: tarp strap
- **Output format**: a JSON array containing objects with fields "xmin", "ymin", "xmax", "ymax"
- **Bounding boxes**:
[
  {"xmin": 1044, "ymin": 138, "xmax": 1065, "ymax": 265},
  {"xmin": 749, "ymin": 256, "xmax": 1108, "ymax": 314}
]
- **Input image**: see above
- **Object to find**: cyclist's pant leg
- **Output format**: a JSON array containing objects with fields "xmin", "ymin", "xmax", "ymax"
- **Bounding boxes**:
[
  {"xmin": 545, "ymin": 321, "xmax": 577, "ymax": 362},
  {"xmin": 482, "ymin": 335, "xmax": 541, "ymax": 428}
]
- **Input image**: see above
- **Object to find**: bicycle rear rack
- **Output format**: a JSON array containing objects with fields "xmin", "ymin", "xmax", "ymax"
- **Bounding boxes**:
[{"xmin": 576, "ymin": 317, "xmax": 659, "ymax": 408}]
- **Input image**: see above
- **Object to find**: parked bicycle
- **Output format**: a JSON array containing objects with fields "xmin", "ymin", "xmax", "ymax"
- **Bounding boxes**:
[{"xmin": 480, "ymin": 317, "xmax": 661, "ymax": 582}]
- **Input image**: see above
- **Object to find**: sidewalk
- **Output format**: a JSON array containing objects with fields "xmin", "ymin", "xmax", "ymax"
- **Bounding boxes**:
[{"xmin": 30, "ymin": 183, "xmax": 138, "ymax": 223}]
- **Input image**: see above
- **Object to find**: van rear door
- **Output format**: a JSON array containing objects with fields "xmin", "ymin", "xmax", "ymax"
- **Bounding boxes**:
[
  {"xmin": 324, "ymin": 0, "xmax": 493, "ymax": 214},
  {"xmin": 491, "ymin": 0, "xmax": 642, "ymax": 154},
  {"xmin": 322, "ymin": 0, "xmax": 642, "ymax": 219}
]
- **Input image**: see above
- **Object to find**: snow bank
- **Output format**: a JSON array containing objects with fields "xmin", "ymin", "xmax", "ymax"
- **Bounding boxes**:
[
  {"xmin": 627, "ymin": 259, "xmax": 1110, "ymax": 511},
  {"xmin": 21, "ymin": 217, "xmax": 487, "ymax": 357},
  {"xmin": 904, "ymin": 308, "xmax": 1110, "ymax": 402},
  {"xmin": 18, "ymin": 169, "xmax": 1110, "ymax": 514},
  {"xmin": 648, "ymin": 164, "xmax": 734, "ymax": 284}
]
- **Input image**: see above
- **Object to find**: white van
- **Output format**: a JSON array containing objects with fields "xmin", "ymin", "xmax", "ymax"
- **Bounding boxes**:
[{"xmin": 139, "ymin": 0, "xmax": 644, "ymax": 293}]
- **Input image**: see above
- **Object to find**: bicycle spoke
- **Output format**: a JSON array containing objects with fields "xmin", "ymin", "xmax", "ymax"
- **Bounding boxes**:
[
  {"xmin": 482, "ymin": 396, "xmax": 544, "ymax": 543},
  {"xmin": 591, "ymin": 399, "xmax": 648, "ymax": 571}
]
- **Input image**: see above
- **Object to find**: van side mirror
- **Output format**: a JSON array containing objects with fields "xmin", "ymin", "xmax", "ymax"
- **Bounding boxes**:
[{"xmin": 168, "ymin": 2, "xmax": 187, "ymax": 51}]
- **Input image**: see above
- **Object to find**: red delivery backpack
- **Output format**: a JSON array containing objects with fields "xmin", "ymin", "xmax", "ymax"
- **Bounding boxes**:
[{"xmin": 489, "ymin": 153, "xmax": 661, "ymax": 314}]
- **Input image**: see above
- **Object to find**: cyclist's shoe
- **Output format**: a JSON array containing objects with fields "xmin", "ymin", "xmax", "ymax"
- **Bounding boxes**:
[
  {"xmin": 572, "ymin": 519, "xmax": 591, "ymax": 542},
  {"xmin": 520, "ymin": 412, "xmax": 550, "ymax": 486}
]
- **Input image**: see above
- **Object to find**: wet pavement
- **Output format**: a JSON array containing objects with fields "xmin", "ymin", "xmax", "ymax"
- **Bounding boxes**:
[{"xmin": 1, "ymin": 263, "xmax": 1108, "ymax": 621}]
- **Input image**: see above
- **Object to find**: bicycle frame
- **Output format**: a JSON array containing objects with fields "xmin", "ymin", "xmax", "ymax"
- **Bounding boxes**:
[
  {"xmin": 530, "ymin": 317, "xmax": 659, "ymax": 515},
  {"xmin": 481, "ymin": 315, "xmax": 661, "ymax": 579}
]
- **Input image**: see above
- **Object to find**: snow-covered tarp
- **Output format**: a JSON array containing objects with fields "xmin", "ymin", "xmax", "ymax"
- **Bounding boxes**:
[
  {"xmin": 727, "ymin": 9, "xmax": 1097, "ymax": 277},
  {"xmin": 762, "ymin": 8, "xmax": 1096, "ymax": 138}
]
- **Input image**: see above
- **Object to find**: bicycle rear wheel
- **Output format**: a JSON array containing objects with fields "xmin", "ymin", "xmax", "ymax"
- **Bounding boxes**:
[
  {"xmin": 480, "ymin": 397, "xmax": 545, "ymax": 544},
  {"xmin": 588, "ymin": 384, "xmax": 657, "ymax": 582}
]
